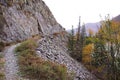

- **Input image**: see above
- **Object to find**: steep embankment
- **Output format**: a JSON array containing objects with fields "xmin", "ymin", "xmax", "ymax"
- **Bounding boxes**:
[{"xmin": 36, "ymin": 35, "xmax": 97, "ymax": 80}]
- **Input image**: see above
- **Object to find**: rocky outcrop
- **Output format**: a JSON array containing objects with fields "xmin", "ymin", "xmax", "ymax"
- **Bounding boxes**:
[
  {"xmin": 36, "ymin": 35, "xmax": 97, "ymax": 80},
  {"xmin": 0, "ymin": 0, "xmax": 64, "ymax": 43}
]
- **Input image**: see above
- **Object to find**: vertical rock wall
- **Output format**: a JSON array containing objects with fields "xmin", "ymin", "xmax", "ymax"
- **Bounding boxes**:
[{"xmin": 0, "ymin": 0, "xmax": 64, "ymax": 42}]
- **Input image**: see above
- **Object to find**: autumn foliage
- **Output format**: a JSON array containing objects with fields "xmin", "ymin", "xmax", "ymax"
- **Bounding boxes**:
[{"xmin": 68, "ymin": 16, "xmax": 120, "ymax": 80}]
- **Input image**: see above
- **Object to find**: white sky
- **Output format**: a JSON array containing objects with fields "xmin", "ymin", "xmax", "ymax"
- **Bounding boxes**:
[{"xmin": 43, "ymin": 0, "xmax": 120, "ymax": 30}]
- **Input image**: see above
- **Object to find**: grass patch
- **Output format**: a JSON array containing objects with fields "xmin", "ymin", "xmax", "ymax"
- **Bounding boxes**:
[{"xmin": 15, "ymin": 39, "xmax": 73, "ymax": 80}]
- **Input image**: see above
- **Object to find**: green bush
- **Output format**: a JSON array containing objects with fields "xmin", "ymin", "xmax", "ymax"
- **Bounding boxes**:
[
  {"xmin": 15, "ymin": 39, "xmax": 73, "ymax": 80},
  {"xmin": 15, "ymin": 39, "xmax": 37, "ymax": 53}
]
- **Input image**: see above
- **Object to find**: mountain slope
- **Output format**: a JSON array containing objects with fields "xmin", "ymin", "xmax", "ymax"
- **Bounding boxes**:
[
  {"xmin": 67, "ymin": 22, "xmax": 100, "ymax": 35},
  {"xmin": 0, "ymin": 0, "xmax": 97, "ymax": 80},
  {"xmin": 36, "ymin": 35, "xmax": 97, "ymax": 80},
  {"xmin": 85, "ymin": 22, "xmax": 100, "ymax": 34},
  {"xmin": 112, "ymin": 15, "xmax": 120, "ymax": 22},
  {"xmin": 0, "ymin": 0, "xmax": 64, "ymax": 43}
]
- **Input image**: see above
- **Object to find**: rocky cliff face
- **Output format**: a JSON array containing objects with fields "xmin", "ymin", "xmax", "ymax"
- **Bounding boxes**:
[{"xmin": 0, "ymin": 0, "xmax": 64, "ymax": 43}]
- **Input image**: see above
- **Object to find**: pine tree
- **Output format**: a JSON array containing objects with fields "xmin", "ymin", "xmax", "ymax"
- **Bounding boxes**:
[
  {"xmin": 80, "ymin": 24, "xmax": 86, "ymax": 61},
  {"xmin": 68, "ymin": 17, "xmax": 86, "ymax": 62},
  {"xmin": 76, "ymin": 16, "xmax": 81, "ymax": 42},
  {"xmin": 68, "ymin": 26, "xmax": 75, "ymax": 57},
  {"xmin": 75, "ymin": 17, "xmax": 87, "ymax": 62},
  {"xmin": 81, "ymin": 24, "xmax": 86, "ymax": 48},
  {"xmin": 75, "ymin": 16, "xmax": 82, "ymax": 61}
]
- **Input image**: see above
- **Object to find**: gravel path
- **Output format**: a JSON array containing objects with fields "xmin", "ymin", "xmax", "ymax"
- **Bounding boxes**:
[{"xmin": 4, "ymin": 44, "xmax": 19, "ymax": 80}]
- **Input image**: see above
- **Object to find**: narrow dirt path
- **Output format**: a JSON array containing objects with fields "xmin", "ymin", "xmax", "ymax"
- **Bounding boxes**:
[{"xmin": 4, "ymin": 44, "xmax": 20, "ymax": 80}]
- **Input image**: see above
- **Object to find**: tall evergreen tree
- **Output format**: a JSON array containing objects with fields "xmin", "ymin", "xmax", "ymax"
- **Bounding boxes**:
[
  {"xmin": 75, "ymin": 16, "xmax": 82, "ymax": 61},
  {"xmin": 68, "ymin": 17, "xmax": 86, "ymax": 62},
  {"xmin": 68, "ymin": 26, "xmax": 75, "ymax": 57},
  {"xmin": 76, "ymin": 16, "xmax": 81, "ymax": 42},
  {"xmin": 81, "ymin": 24, "xmax": 86, "ymax": 47}
]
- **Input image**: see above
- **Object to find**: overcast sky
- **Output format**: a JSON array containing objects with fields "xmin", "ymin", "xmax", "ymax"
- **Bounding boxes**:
[{"xmin": 43, "ymin": 0, "xmax": 120, "ymax": 30}]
